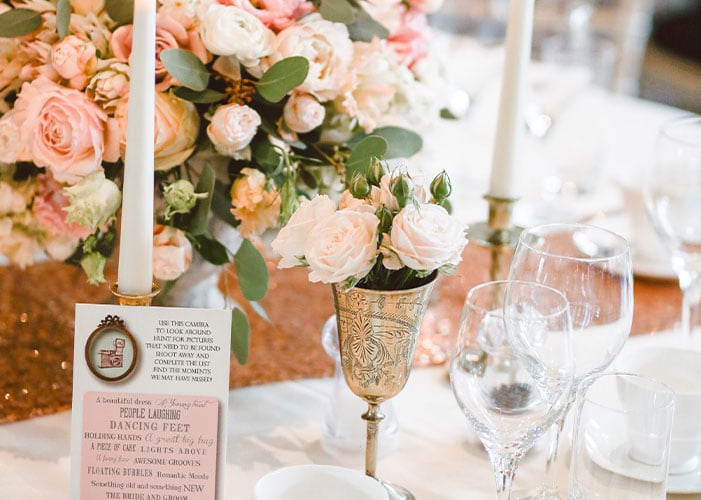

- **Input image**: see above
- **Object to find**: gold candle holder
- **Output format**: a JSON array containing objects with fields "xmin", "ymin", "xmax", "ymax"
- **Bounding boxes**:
[
  {"xmin": 109, "ymin": 282, "xmax": 160, "ymax": 306},
  {"xmin": 468, "ymin": 195, "xmax": 523, "ymax": 281}
]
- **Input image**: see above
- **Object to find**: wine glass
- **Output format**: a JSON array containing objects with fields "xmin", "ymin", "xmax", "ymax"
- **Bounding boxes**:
[
  {"xmin": 644, "ymin": 114, "xmax": 701, "ymax": 341},
  {"xmin": 450, "ymin": 280, "xmax": 575, "ymax": 499},
  {"xmin": 508, "ymin": 223, "xmax": 634, "ymax": 499}
]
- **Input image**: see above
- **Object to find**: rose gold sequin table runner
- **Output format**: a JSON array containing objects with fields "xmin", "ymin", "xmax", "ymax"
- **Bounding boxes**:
[{"xmin": 0, "ymin": 244, "xmax": 682, "ymax": 424}]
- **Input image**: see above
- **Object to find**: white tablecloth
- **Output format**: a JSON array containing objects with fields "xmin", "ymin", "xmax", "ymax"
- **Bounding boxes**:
[{"xmin": 2, "ymin": 333, "xmax": 700, "ymax": 499}]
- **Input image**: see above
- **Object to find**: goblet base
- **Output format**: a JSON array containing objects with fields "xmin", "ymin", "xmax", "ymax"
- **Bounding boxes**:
[
  {"xmin": 511, "ymin": 485, "xmax": 562, "ymax": 500},
  {"xmin": 378, "ymin": 478, "xmax": 416, "ymax": 500}
]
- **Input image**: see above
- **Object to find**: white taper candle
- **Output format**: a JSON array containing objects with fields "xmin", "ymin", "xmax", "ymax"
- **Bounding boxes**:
[
  {"xmin": 117, "ymin": 0, "xmax": 156, "ymax": 296},
  {"xmin": 487, "ymin": 0, "xmax": 534, "ymax": 199}
]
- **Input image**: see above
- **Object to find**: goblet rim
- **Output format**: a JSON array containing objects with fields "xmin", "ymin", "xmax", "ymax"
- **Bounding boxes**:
[
  {"xmin": 516, "ymin": 222, "xmax": 631, "ymax": 262},
  {"xmin": 465, "ymin": 279, "xmax": 571, "ymax": 321},
  {"xmin": 658, "ymin": 114, "xmax": 701, "ymax": 150}
]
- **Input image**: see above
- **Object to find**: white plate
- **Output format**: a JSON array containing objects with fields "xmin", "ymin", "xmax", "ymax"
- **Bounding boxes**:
[{"xmin": 668, "ymin": 458, "xmax": 701, "ymax": 494}]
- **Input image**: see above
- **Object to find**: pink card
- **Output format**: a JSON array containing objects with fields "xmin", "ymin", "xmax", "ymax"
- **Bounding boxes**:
[{"xmin": 81, "ymin": 392, "xmax": 219, "ymax": 499}]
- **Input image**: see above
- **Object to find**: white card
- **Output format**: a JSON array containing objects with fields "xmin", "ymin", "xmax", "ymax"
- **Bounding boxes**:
[{"xmin": 70, "ymin": 304, "xmax": 231, "ymax": 500}]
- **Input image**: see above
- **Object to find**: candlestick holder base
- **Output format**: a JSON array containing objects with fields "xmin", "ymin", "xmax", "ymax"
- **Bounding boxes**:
[
  {"xmin": 468, "ymin": 195, "xmax": 523, "ymax": 281},
  {"xmin": 109, "ymin": 283, "xmax": 160, "ymax": 307}
]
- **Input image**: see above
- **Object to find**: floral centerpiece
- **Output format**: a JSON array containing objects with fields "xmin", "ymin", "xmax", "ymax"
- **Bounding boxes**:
[{"xmin": 0, "ymin": 0, "xmax": 446, "ymax": 361}]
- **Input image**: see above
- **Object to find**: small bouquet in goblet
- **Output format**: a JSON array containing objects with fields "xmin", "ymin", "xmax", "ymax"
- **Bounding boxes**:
[{"xmin": 271, "ymin": 161, "xmax": 467, "ymax": 498}]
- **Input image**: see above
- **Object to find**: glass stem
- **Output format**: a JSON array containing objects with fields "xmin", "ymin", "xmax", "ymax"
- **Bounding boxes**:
[
  {"xmin": 678, "ymin": 270, "xmax": 701, "ymax": 339},
  {"xmin": 489, "ymin": 452, "xmax": 518, "ymax": 500},
  {"xmin": 542, "ymin": 416, "xmax": 565, "ymax": 493}
]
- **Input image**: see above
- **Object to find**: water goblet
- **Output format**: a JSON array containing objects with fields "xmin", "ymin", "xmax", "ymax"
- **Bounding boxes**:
[
  {"xmin": 450, "ymin": 280, "xmax": 575, "ymax": 499},
  {"xmin": 508, "ymin": 223, "xmax": 634, "ymax": 499},
  {"xmin": 643, "ymin": 114, "xmax": 701, "ymax": 341}
]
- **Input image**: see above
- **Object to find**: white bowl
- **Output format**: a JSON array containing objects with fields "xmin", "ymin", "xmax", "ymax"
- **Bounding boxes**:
[
  {"xmin": 253, "ymin": 464, "xmax": 389, "ymax": 500},
  {"xmin": 615, "ymin": 346, "xmax": 701, "ymax": 474}
]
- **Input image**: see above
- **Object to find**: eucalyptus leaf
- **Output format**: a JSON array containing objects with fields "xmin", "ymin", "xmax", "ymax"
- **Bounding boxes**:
[
  {"xmin": 189, "ymin": 233, "xmax": 230, "ymax": 265},
  {"xmin": 173, "ymin": 87, "xmax": 227, "ymax": 104},
  {"xmin": 364, "ymin": 126, "xmax": 423, "ymax": 158},
  {"xmin": 234, "ymin": 239, "xmax": 268, "ymax": 302},
  {"xmin": 319, "ymin": 0, "xmax": 356, "ymax": 24},
  {"xmin": 251, "ymin": 138, "xmax": 283, "ymax": 173},
  {"xmin": 105, "ymin": 0, "xmax": 133, "ymax": 25},
  {"xmin": 0, "ymin": 9, "xmax": 42, "ymax": 38},
  {"xmin": 256, "ymin": 56, "xmax": 309, "ymax": 103},
  {"xmin": 161, "ymin": 48, "xmax": 209, "ymax": 92},
  {"xmin": 190, "ymin": 163, "xmax": 215, "ymax": 235},
  {"xmin": 346, "ymin": 135, "xmax": 387, "ymax": 181},
  {"xmin": 347, "ymin": 7, "xmax": 389, "ymax": 42},
  {"xmin": 56, "ymin": 0, "xmax": 71, "ymax": 39},
  {"xmin": 210, "ymin": 181, "xmax": 238, "ymax": 228},
  {"xmin": 231, "ymin": 307, "xmax": 250, "ymax": 365}
]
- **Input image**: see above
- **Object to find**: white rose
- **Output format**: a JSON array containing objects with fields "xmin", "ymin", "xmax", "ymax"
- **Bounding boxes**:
[
  {"xmin": 207, "ymin": 103, "xmax": 261, "ymax": 157},
  {"xmin": 283, "ymin": 92, "xmax": 325, "ymax": 133},
  {"xmin": 270, "ymin": 14, "xmax": 353, "ymax": 102},
  {"xmin": 305, "ymin": 209, "xmax": 379, "ymax": 284},
  {"xmin": 63, "ymin": 171, "xmax": 121, "ymax": 231},
  {"xmin": 387, "ymin": 203, "xmax": 466, "ymax": 272},
  {"xmin": 199, "ymin": 4, "xmax": 275, "ymax": 66},
  {"xmin": 45, "ymin": 232, "xmax": 81, "ymax": 261},
  {"xmin": 271, "ymin": 195, "xmax": 335, "ymax": 268},
  {"xmin": 369, "ymin": 174, "xmax": 399, "ymax": 211}
]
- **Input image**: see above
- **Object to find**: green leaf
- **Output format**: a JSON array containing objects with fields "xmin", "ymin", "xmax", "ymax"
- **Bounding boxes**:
[
  {"xmin": 210, "ymin": 181, "xmax": 238, "ymax": 227},
  {"xmin": 347, "ymin": 7, "xmax": 389, "ymax": 42},
  {"xmin": 251, "ymin": 138, "xmax": 283, "ymax": 173},
  {"xmin": 56, "ymin": 0, "xmax": 71, "ymax": 39},
  {"xmin": 440, "ymin": 108, "xmax": 458, "ymax": 120},
  {"xmin": 0, "ymin": 9, "xmax": 42, "ymax": 38},
  {"xmin": 346, "ymin": 135, "xmax": 387, "ymax": 181},
  {"xmin": 160, "ymin": 48, "xmax": 209, "ymax": 92},
  {"xmin": 189, "ymin": 233, "xmax": 230, "ymax": 265},
  {"xmin": 173, "ymin": 87, "xmax": 227, "ymax": 103},
  {"xmin": 319, "ymin": 0, "xmax": 356, "ymax": 24},
  {"xmin": 256, "ymin": 56, "xmax": 309, "ymax": 103},
  {"xmin": 105, "ymin": 0, "xmax": 133, "ymax": 25},
  {"xmin": 234, "ymin": 239, "xmax": 268, "ymax": 302},
  {"xmin": 190, "ymin": 163, "xmax": 215, "ymax": 235},
  {"xmin": 231, "ymin": 307, "xmax": 250, "ymax": 364},
  {"xmin": 367, "ymin": 126, "xmax": 423, "ymax": 158}
]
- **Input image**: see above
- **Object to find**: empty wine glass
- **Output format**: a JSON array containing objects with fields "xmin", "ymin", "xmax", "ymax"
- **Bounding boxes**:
[
  {"xmin": 450, "ymin": 280, "xmax": 574, "ymax": 499},
  {"xmin": 644, "ymin": 114, "xmax": 701, "ymax": 341},
  {"xmin": 508, "ymin": 223, "xmax": 634, "ymax": 499}
]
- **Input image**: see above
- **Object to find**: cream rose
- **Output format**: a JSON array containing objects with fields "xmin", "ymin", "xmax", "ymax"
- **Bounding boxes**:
[
  {"xmin": 12, "ymin": 76, "xmax": 119, "ymax": 184},
  {"xmin": 86, "ymin": 62, "xmax": 130, "ymax": 111},
  {"xmin": 0, "ymin": 112, "xmax": 21, "ymax": 164},
  {"xmin": 63, "ymin": 171, "xmax": 121, "ymax": 232},
  {"xmin": 304, "ymin": 209, "xmax": 379, "ymax": 284},
  {"xmin": 199, "ymin": 4, "xmax": 274, "ymax": 66},
  {"xmin": 385, "ymin": 203, "xmax": 466, "ymax": 272},
  {"xmin": 207, "ymin": 103, "xmax": 261, "ymax": 157},
  {"xmin": 69, "ymin": 0, "xmax": 105, "ymax": 16},
  {"xmin": 152, "ymin": 224, "xmax": 193, "ymax": 281},
  {"xmin": 271, "ymin": 194, "xmax": 335, "ymax": 268},
  {"xmin": 283, "ymin": 92, "xmax": 325, "ymax": 133},
  {"xmin": 270, "ymin": 14, "xmax": 353, "ymax": 102}
]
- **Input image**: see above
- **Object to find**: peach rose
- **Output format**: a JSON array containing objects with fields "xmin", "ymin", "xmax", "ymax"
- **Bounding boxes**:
[
  {"xmin": 33, "ymin": 174, "xmax": 92, "ymax": 239},
  {"xmin": 114, "ymin": 91, "xmax": 200, "ymax": 170},
  {"xmin": 231, "ymin": 0, "xmax": 314, "ymax": 31},
  {"xmin": 230, "ymin": 168, "xmax": 281, "ymax": 237},
  {"xmin": 0, "ymin": 111, "xmax": 22, "ymax": 164},
  {"xmin": 86, "ymin": 61, "xmax": 130, "ymax": 112},
  {"xmin": 153, "ymin": 224, "xmax": 193, "ymax": 281},
  {"xmin": 12, "ymin": 76, "xmax": 119, "ymax": 184},
  {"xmin": 51, "ymin": 34, "xmax": 98, "ymax": 89},
  {"xmin": 111, "ymin": 12, "xmax": 210, "ymax": 91},
  {"xmin": 69, "ymin": 0, "xmax": 105, "ymax": 15},
  {"xmin": 283, "ymin": 92, "xmax": 325, "ymax": 133},
  {"xmin": 207, "ymin": 103, "xmax": 261, "ymax": 157}
]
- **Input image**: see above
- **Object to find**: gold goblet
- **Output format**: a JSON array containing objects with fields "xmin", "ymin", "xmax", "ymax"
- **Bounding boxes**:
[{"xmin": 331, "ymin": 277, "xmax": 436, "ymax": 500}]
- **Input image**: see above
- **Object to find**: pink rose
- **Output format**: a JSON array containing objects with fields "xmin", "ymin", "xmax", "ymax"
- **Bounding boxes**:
[
  {"xmin": 230, "ymin": 0, "xmax": 314, "ymax": 31},
  {"xmin": 207, "ymin": 103, "xmax": 261, "ymax": 156},
  {"xmin": 153, "ymin": 224, "xmax": 193, "ymax": 281},
  {"xmin": 51, "ymin": 34, "xmax": 98, "ymax": 89},
  {"xmin": 407, "ymin": 0, "xmax": 444, "ymax": 13},
  {"xmin": 12, "ymin": 76, "xmax": 119, "ymax": 184},
  {"xmin": 111, "ymin": 12, "xmax": 210, "ymax": 91},
  {"xmin": 230, "ymin": 168, "xmax": 281, "ymax": 237},
  {"xmin": 33, "ymin": 174, "xmax": 92, "ymax": 239},
  {"xmin": 283, "ymin": 92, "xmax": 325, "ymax": 133},
  {"xmin": 387, "ymin": 8, "xmax": 429, "ymax": 68}
]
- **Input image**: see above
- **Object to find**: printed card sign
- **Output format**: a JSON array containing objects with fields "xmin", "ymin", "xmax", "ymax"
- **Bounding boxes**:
[{"xmin": 70, "ymin": 304, "xmax": 231, "ymax": 500}]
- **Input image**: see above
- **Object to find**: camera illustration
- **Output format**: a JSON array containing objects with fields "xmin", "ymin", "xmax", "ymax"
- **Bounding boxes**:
[{"xmin": 99, "ymin": 337, "xmax": 125, "ymax": 369}]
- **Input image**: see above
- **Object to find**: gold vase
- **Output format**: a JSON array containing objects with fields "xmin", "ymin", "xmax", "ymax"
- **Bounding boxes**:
[{"xmin": 331, "ymin": 277, "xmax": 436, "ymax": 498}]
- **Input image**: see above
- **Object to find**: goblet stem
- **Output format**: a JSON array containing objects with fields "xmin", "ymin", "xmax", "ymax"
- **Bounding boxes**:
[
  {"xmin": 362, "ymin": 402, "xmax": 385, "ymax": 478},
  {"xmin": 490, "ymin": 452, "xmax": 518, "ymax": 500},
  {"xmin": 678, "ymin": 269, "xmax": 701, "ymax": 340}
]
